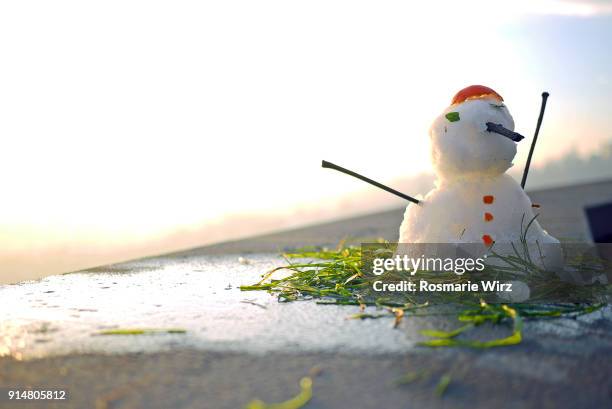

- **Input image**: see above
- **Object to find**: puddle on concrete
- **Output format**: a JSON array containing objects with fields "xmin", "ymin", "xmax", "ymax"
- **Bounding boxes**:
[
  {"xmin": 1, "ymin": 253, "xmax": 610, "ymax": 360},
  {"xmin": 0, "ymin": 254, "xmax": 416, "ymax": 359}
]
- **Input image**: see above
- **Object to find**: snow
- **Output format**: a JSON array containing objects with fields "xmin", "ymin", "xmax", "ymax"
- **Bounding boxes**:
[{"xmin": 399, "ymin": 93, "xmax": 563, "ymax": 271}]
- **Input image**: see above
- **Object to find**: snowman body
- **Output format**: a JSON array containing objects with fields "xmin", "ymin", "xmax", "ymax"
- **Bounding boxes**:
[{"xmin": 399, "ymin": 87, "xmax": 562, "ymax": 270}]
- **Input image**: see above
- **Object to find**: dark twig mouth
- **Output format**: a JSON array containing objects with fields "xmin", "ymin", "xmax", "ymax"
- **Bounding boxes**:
[{"xmin": 486, "ymin": 122, "xmax": 525, "ymax": 142}]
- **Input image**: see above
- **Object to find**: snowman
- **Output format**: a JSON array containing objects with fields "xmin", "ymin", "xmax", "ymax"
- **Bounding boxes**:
[
  {"xmin": 398, "ymin": 85, "xmax": 562, "ymax": 270},
  {"xmin": 323, "ymin": 85, "xmax": 564, "ymax": 272}
]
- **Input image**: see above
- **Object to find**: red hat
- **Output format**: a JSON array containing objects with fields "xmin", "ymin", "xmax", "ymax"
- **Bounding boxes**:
[{"xmin": 451, "ymin": 85, "xmax": 503, "ymax": 105}]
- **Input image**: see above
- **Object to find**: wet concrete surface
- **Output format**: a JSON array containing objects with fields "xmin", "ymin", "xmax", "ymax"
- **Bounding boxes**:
[
  {"xmin": 3, "ymin": 252, "xmax": 610, "ymax": 361},
  {"xmin": 1, "ymin": 180, "xmax": 612, "ymax": 408},
  {"xmin": 1, "ymin": 253, "xmax": 423, "ymax": 359}
]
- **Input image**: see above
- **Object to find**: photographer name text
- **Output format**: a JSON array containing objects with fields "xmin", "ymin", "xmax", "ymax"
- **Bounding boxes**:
[{"xmin": 372, "ymin": 280, "xmax": 512, "ymax": 292}]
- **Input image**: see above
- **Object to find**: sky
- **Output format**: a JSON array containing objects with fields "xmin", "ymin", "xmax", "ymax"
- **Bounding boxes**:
[{"xmin": 1, "ymin": 1, "xmax": 611, "ymax": 281}]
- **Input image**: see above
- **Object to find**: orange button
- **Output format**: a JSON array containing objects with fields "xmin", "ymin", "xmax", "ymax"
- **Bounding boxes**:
[
  {"xmin": 482, "ymin": 234, "xmax": 494, "ymax": 246},
  {"xmin": 484, "ymin": 212, "xmax": 494, "ymax": 222},
  {"xmin": 483, "ymin": 195, "xmax": 494, "ymax": 204}
]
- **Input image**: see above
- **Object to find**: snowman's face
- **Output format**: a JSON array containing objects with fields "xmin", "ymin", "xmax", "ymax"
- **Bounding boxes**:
[{"xmin": 429, "ymin": 98, "xmax": 518, "ymax": 178}]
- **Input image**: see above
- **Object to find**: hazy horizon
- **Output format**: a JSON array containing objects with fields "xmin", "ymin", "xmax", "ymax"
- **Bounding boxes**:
[{"xmin": 2, "ymin": 142, "xmax": 611, "ymax": 283}]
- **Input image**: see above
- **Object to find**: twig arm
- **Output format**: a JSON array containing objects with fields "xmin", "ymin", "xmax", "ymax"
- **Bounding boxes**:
[
  {"xmin": 322, "ymin": 160, "xmax": 420, "ymax": 204},
  {"xmin": 521, "ymin": 92, "xmax": 550, "ymax": 189}
]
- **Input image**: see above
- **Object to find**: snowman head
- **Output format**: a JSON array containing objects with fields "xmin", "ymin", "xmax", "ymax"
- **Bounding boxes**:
[{"xmin": 430, "ymin": 85, "xmax": 523, "ymax": 179}]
